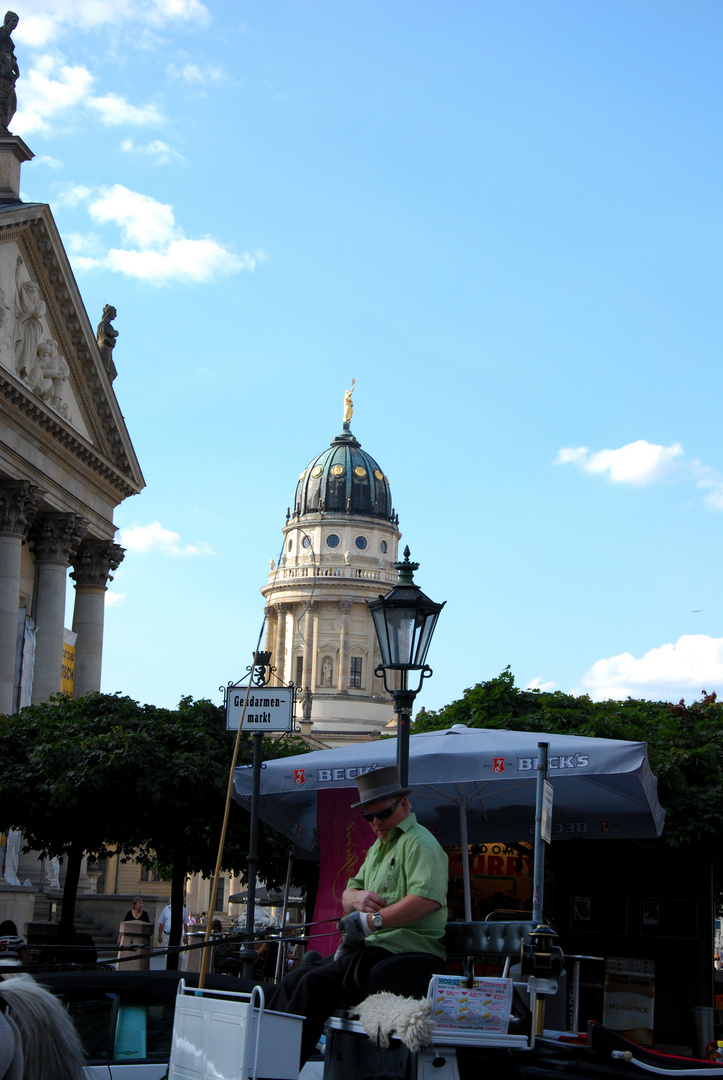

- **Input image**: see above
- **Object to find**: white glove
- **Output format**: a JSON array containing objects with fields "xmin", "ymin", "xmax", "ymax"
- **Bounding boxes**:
[
  {"xmin": 337, "ymin": 910, "xmax": 373, "ymax": 943},
  {"xmin": 334, "ymin": 911, "xmax": 372, "ymax": 960}
]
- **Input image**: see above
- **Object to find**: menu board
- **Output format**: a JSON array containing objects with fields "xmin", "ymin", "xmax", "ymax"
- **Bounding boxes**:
[{"xmin": 429, "ymin": 976, "xmax": 513, "ymax": 1032}]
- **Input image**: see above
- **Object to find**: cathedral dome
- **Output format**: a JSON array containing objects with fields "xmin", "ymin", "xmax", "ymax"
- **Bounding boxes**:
[{"xmin": 292, "ymin": 428, "xmax": 395, "ymax": 522}]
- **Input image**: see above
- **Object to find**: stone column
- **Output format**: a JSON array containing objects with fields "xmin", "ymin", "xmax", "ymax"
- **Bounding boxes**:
[
  {"xmin": 337, "ymin": 600, "xmax": 352, "ymax": 693},
  {"xmin": 0, "ymin": 480, "xmax": 42, "ymax": 714},
  {"xmin": 70, "ymin": 539, "xmax": 124, "ymax": 698},
  {"xmin": 273, "ymin": 603, "xmax": 291, "ymax": 683},
  {"xmin": 302, "ymin": 601, "xmax": 317, "ymax": 691},
  {"xmin": 29, "ymin": 512, "xmax": 86, "ymax": 704},
  {"xmin": 264, "ymin": 605, "xmax": 276, "ymax": 657}
]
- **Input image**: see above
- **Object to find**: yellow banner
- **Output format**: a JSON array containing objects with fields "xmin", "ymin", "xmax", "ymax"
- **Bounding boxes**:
[{"xmin": 61, "ymin": 642, "xmax": 75, "ymax": 696}]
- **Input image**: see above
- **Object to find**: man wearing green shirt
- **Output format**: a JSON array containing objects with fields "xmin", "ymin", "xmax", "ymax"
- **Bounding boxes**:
[{"xmin": 270, "ymin": 766, "xmax": 449, "ymax": 1065}]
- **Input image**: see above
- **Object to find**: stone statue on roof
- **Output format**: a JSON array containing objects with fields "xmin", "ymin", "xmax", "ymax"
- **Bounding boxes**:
[
  {"xmin": 0, "ymin": 12, "xmax": 19, "ymax": 133},
  {"xmin": 97, "ymin": 304, "xmax": 118, "ymax": 379}
]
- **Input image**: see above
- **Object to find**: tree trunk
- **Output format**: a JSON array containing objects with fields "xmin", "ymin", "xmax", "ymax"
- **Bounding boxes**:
[
  {"xmin": 166, "ymin": 847, "xmax": 187, "ymax": 971},
  {"xmin": 59, "ymin": 843, "xmax": 83, "ymax": 933}
]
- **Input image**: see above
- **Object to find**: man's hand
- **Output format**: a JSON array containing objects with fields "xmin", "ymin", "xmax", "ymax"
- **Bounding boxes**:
[
  {"xmin": 337, "ymin": 910, "xmax": 373, "ymax": 944},
  {"xmin": 342, "ymin": 888, "xmax": 386, "ymax": 914}
]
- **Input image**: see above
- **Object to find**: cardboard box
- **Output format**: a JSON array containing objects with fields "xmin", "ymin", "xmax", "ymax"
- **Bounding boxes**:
[{"xmin": 603, "ymin": 957, "xmax": 655, "ymax": 1047}]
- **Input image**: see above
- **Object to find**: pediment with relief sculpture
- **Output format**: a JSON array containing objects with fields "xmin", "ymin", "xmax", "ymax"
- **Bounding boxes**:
[{"xmin": 0, "ymin": 201, "xmax": 144, "ymax": 500}]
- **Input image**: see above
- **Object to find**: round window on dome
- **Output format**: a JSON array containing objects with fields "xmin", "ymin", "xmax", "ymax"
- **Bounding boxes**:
[
  {"xmin": 299, "ymin": 469, "xmax": 307, "ymax": 481},
  {"xmin": 380, "ymin": 540, "xmax": 388, "ymax": 554},
  {"xmin": 302, "ymin": 536, "xmax": 312, "ymax": 549},
  {"xmin": 330, "ymin": 464, "xmax": 345, "ymax": 477},
  {"xmin": 354, "ymin": 466, "xmax": 367, "ymax": 478},
  {"xmin": 311, "ymin": 466, "xmax": 323, "ymax": 478},
  {"xmin": 374, "ymin": 470, "xmax": 383, "ymax": 482},
  {"xmin": 355, "ymin": 536, "xmax": 367, "ymax": 550},
  {"xmin": 326, "ymin": 534, "xmax": 340, "ymax": 548}
]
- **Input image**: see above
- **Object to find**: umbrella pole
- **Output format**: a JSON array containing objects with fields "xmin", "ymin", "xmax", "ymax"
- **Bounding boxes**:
[
  {"xmin": 532, "ymin": 741, "xmax": 549, "ymax": 923},
  {"xmin": 274, "ymin": 853, "xmax": 294, "ymax": 984},
  {"xmin": 458, "ymin": 803, "xmax": 472, "ymax": 921}
]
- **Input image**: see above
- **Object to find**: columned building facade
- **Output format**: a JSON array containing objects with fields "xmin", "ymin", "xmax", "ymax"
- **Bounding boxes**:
[
  {"xmin": 261, "ymin": 417, "xmax": 401, "ymax": 742},
  {"xmin": 0, "ymin": 134, "xmax": 144, "ymax": 711}
]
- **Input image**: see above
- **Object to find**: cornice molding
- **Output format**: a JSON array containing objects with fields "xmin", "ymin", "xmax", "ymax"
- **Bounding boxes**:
[{"xmin": 0, "ymin": 374, "xmax": 140, "ymax": 498}]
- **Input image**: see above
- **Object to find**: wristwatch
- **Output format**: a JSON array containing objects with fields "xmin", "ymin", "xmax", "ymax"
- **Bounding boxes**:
[{"xmin": 371, "ymin": 912, "xmax": 384, "ymax": 931}]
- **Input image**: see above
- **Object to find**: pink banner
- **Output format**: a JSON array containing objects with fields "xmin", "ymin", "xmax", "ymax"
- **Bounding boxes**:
[{"xmin": 309, "ymin": 788, "xmax": 375, "ymax": 956}]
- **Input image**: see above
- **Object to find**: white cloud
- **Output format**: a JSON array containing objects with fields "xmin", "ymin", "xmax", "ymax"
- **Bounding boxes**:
[
  {"xmin": 15, "ymin": 0, "xmax": 209, "ymax": 49},
  {"xmin": 119, "ymin": 522, "xmax": 214, "ymax": 558},
  {"xmin": 576, "ymin": 634, "xmax": 723, "ymax": 702},
  {"xmin": 121, "ymin": 138, "xmax": 185, "ymax": 165},
  {"xmin": 554, "ymin": 440, "xmax": 684, "ymax": 485},
  {"xmin": 68, "ymin": 184, "xmax": 255, "ymax": 284},
  {"xmin": 554, "ymin": 437, "xmax": 723, "ymax": 512},
  {"xmin": 696, "ymin": 478, "xmax": 723, "ymax": 512},
  {"xmin": 32, "ymin": 153, "xmax": 63, "ymax": 169},
  {"xmin": 86, "ymin": 93, "xmax": 164, "ymax": 127},
  {"xmin": 166, "ymin": 61, "xmax": 226, "ymax": 85},
  {"xmin": 88, "ymin": 185, "xmax": 176, "ymax": 248},
  {"xmin": 105, "ymin": 590, "xmax": 126, "ymax": 607},
  {"xmin": 14, "ymin": 54, "xmax": 164, "ymax": 135},
  {"xmin": 524, "ymin": 676, "xmax": 556, "ymax": 693},
  {"xmin": 15, "ymin": 55, "xmax": 95, "ymax": 134},
  {"xmin": 57, "ymin": 185, "xmax": 94, "ymax": 207},
  {"xmin": 106, "ymin": 239, "xmax": 253, "ymax": 283}
]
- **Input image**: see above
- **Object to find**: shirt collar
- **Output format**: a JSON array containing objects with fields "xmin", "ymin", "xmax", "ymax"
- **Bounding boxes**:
[{"xmin": 391, "ymin": 810, "xmax": 417, "ymax": 837}]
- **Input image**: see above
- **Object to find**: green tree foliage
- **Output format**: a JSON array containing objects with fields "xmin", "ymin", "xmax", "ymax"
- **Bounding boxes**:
[
  {"xmin": 415, "ymin": 667, "xmax": 723, "ymax": 898},
  {"xmin": 0, "ymin": 692, "xmax": 312, "ymax": 953}
]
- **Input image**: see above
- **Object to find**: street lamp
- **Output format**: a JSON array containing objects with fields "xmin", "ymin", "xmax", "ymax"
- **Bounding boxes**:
[{"xmin": 368, "ymin": 546, "xmax": 445, "ymax": 786}]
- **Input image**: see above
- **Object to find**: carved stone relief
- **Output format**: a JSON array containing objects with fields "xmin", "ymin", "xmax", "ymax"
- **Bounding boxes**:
[
  {"xmin": 28, "ymin": 512, "xmax": 87, "ymax": 565},
  {"xmin": 0, "ymin": 254, "xmax": 73, "ymax": 423},
  {"xmin": 0, "ymin": 478, "xmax": 42, "ymax": 535},
  {"xmin": 70, "ymin": 538, "xmax": 124, "ymax": 588}
]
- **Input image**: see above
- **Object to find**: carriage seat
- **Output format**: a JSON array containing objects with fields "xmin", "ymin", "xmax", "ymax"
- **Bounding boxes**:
[{"xmin": 444, "ymin": 919, "xmax": 539, "ymax": 972}]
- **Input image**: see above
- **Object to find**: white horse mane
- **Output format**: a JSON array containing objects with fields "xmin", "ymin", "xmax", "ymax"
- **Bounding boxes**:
[{"xmin": 0, "ymin": 975, "xmax": 85, "ymax": 1080}]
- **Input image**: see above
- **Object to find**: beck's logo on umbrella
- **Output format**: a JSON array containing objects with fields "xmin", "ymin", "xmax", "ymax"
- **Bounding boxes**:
[
  {"xmin": 292, "ymin": 768, "xmax": 306, "ymax": 785},
  {"xmin": 492, "ymin": 757, "xmax": 505, "ymax": 773}
]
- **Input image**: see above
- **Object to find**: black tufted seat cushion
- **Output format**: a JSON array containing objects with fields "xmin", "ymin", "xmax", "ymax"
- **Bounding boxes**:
[{"xmin": 443, "ymin": 920, "xmax": 538, "ymax": 959}]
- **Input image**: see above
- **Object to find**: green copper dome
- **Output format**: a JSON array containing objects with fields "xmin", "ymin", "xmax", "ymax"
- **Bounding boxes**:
[{"xmin": 292, "ymin": 428, "xmax": 396, "ymax": 522}]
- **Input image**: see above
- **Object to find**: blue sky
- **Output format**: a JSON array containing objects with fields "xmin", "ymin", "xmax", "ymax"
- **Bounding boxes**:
[{"xmin": 12, "ymin": 0, "xmax": 723, "ymax": 711}]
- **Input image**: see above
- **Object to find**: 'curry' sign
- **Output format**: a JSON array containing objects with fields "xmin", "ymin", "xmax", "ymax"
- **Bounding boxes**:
[{"xmin": 226, "ymin": 685, "xmax": 294, "ymax": 732}]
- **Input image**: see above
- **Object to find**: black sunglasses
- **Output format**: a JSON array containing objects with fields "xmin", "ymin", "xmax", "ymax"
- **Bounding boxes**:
[{"xmin": 362, "ymin": 800, "xmax": 400, "ymax": 824}]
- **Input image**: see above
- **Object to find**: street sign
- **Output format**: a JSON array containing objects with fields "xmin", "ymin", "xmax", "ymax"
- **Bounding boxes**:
[{"xmin": 226, "ymin": 684, "xmax": 294, "ymax": 732}]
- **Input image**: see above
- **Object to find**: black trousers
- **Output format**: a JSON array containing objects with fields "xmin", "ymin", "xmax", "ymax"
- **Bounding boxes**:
[{"xmin": 269, "ymin": 946, "xmax": 448, "ymax": 1066}]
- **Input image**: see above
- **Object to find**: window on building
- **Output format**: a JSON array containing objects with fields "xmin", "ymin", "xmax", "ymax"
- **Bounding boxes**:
[
  {"xmin": 350, "ymin": 657, "xmax": 363, "ymax": 688},
  {"xmin": 215, "ymin": 877, "xmax": 225, "ymax": 912},
  {"xmin": 296, "ymin": 655, "xmax": 303, "ymax": 687},
  {"xmin": 140, "ymin": 866, "xmax": 169, "ymax": 883}
]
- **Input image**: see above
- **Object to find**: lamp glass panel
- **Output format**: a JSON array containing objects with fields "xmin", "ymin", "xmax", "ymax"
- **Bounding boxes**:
[
  {"xmin": 413, "ymin": 611, "xmax": 439, "ymax": 666},
  {"xmin": 371, "ymin": 606, "xmax": 392, "ymax": 666},
  {"xmin": 386, "ymin": 607, "xmax": 417, "ymax": 666}
]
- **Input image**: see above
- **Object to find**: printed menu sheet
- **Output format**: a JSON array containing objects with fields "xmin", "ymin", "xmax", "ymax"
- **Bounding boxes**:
[{"xmin": 429, "ymin": 976, "xmax": 513, "ymax": 1032}]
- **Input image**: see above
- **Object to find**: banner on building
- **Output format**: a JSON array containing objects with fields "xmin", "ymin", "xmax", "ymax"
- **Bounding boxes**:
[{"xmin": 61, "ymin": 629, "xmax": 77, "ymax": 696}]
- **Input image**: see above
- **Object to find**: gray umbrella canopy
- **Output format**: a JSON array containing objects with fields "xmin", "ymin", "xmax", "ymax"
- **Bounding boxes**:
[{"xmin": 232, "ymin": 724, "xmax": 665, "ymax": 853}]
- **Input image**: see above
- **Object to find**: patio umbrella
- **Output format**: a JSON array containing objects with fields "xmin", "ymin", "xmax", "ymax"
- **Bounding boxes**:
[{"xmin": 232, "ymin": 724, "xmax": 665, "ymax": 918}]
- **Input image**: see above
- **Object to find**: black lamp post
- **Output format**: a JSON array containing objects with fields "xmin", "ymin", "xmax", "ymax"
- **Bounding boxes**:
[{"xmin": 368, "ymin": 547, "xmax": 445, "ymax": 787}]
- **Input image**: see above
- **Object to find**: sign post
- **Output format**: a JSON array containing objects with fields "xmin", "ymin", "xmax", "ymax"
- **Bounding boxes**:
[{"xmin": 223, "ymin": 660, "xmax": 295, "ymax": 978}]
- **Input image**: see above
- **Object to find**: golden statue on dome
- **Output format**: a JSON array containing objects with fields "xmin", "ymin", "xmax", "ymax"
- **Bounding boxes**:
[{"xmin": 343, "ymin": 377, "xmax": 355, "ymax": 427}]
